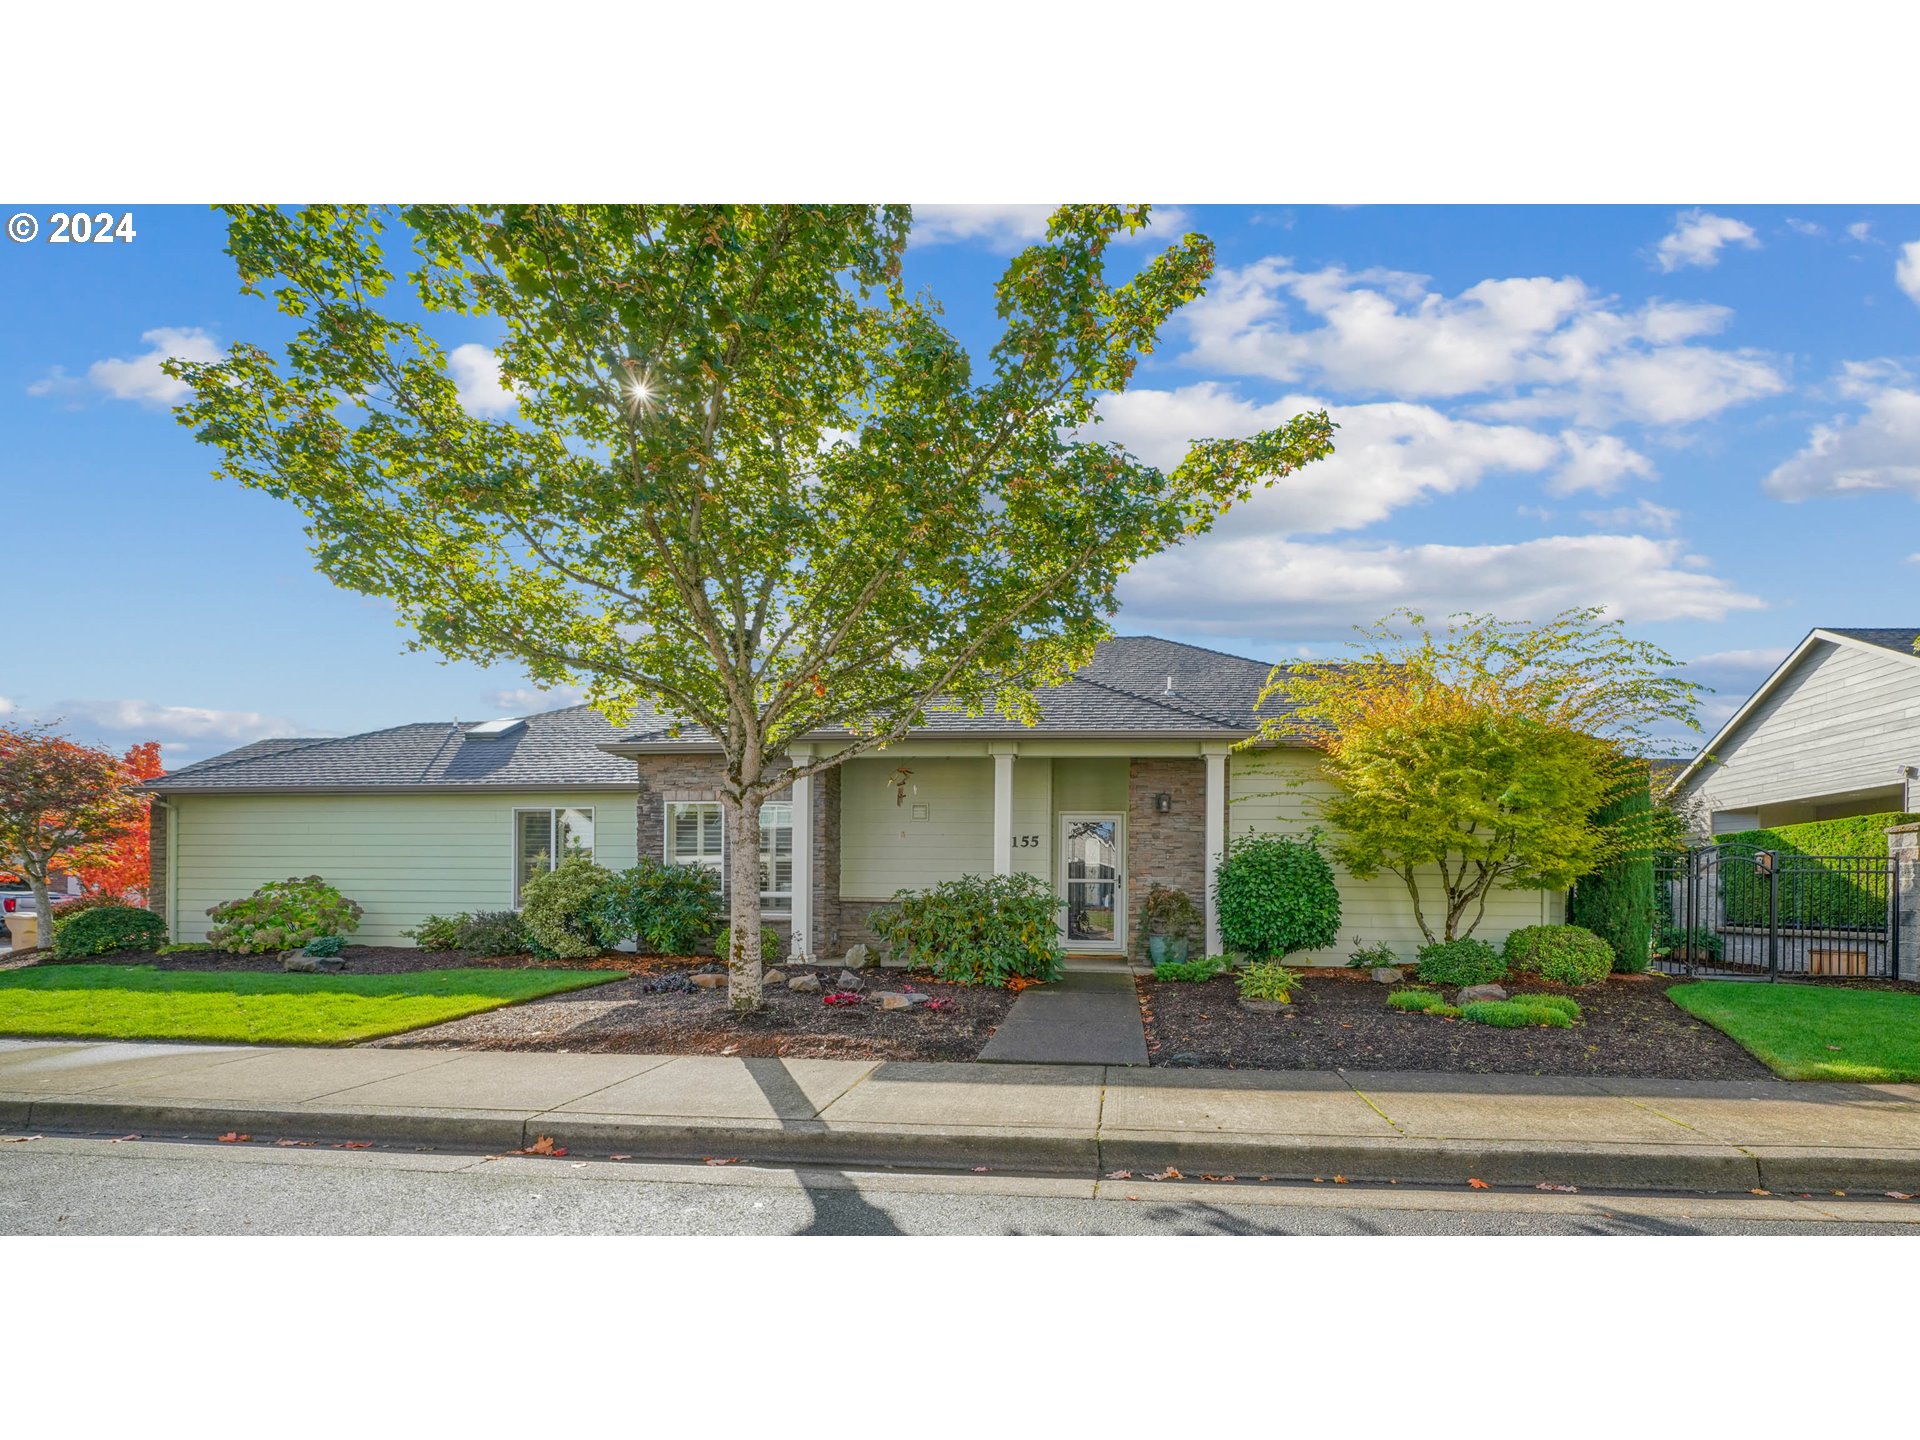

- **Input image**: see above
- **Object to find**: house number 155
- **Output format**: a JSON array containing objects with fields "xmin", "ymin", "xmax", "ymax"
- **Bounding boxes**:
[{"xmin": 1010, "ymin": 834, "xmax": 1040, "ymax": 847}]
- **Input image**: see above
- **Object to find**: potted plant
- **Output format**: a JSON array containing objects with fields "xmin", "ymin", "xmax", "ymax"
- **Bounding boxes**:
[{"xmin": 1139, "ymin": 885, "xmax": 1201, "ymax": 964}]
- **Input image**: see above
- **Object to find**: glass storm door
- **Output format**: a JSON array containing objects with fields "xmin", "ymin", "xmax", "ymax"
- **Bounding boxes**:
[{"xmin": 1060, "ymin": 814, "xmax": 1123, "ymax": 949}]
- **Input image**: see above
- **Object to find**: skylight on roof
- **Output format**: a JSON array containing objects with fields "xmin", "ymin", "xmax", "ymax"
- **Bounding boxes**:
[{"xmin": 464, "ymin": 717, "xmax": 527, "ymax": 739}]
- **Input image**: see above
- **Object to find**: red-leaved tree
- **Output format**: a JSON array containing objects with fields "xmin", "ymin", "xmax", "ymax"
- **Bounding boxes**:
[
  {"xmin": 0, "ymin": 726, "xmax": 150, "ymax": 942},
  {"xmin": 66, "ymin": 741, "xmax": 166, "ymax": 901}
]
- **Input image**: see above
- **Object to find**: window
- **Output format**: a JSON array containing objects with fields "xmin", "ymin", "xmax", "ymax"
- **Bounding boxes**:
[
  {"xmin": 665, "ymin": 800, "xmax": 794, "ymax": 912},
  {"xmin": 514, "ymin": 807, "xmax": 595, "ymax": 906}
]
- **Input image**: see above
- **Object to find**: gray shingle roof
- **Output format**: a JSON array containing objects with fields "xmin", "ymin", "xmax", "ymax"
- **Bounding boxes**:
[
  {"xmin": 153, "ymin": 636, "xmax": 1295, "ymax": 792},
  {"xmin": 1827, "ymin": 627, "xmax": 1920, "ymax": 658},
  {"xmin": 150, "ymin": 707, "xmax": 636, "ymax": 792}
]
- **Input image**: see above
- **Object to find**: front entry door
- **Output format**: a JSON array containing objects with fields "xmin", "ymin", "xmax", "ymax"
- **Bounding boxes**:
[{"xmin": 1060, "ymin": 813, "xmax": 1124, "ymax": 950}]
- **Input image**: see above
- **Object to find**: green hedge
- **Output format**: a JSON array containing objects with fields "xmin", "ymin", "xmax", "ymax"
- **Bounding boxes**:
[
  {"xmin": 1570, "ymin": 786, "xmax": 1656, "ymax": 972},
  {"xmin": 1714, "ymin": 812, "xmax": 1917, "ymax": 930}
]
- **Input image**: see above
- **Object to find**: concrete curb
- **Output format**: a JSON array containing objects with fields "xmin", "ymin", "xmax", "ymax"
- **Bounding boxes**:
[{"xmin": 13, "ymin": 1094, "xmax": 1920, "ymax": 1193}]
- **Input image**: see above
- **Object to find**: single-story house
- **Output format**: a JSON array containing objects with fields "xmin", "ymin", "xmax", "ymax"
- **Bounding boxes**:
[
  {"xmin": 1667, "ymin": 627, "xmax": 1920, "ymax": 835},
  {"xmin": 145, "ymin": 636, "xmax": 1562, "ymax": 967}
]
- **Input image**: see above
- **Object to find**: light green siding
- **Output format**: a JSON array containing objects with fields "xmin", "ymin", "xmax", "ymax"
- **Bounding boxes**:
[
  {"xmin": 1231, "ymin": 750, "xmax": 1560, "ymax": 965},
  {"xmin": 839, "ymin": 756, "xmax": 1051, "ymax": 898},
  {"xmin": 1050, "ymin": 757, "xmax": 1127, "ymax": 813},
  {"xmin": 165, "ymin": 790, "xmax": 638, "ymax": 947}
]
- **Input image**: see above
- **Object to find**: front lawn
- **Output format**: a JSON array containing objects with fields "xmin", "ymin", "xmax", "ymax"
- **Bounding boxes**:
[
  {"xmin": 0, "ymin": 965, "xmax": 618, "ymax": 1046},
  {"xmin": 1667, "ymin": 982, "xmax": 1920, "ymax": 1082}
]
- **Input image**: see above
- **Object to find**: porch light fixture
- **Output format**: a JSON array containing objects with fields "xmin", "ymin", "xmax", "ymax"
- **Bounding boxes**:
[{"xmin": 1154, "ymin": 792, "xmax": 1172, "ymax": 814}]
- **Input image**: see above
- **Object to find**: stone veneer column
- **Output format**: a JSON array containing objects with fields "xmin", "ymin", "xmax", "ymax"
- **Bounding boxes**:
[
  {"xmin": 1125, "ymin": 757, "xmax": 1208, "ymax": 964},
  {"xmin": 788, "ymin": 746, "xmax": 813, "ymax": 962},
  {"xmin": 1890, "ymin": 822, "xmax": 1919, "ymax": 982},
  {"xmin": 146, "ymin": 801, "xmax": 168, "ymax": 923}
]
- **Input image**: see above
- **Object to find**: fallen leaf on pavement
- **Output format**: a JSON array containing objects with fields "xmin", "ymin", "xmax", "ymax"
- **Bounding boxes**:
[
  {"xmin": 1105, "ymin": 1170, "xmax": 1133, "ymax": 1180},
  {"xmin": 0, "ymin": 1136, "xmax": 43, "ymax": 1144},
  {"xmin": 718, "ymin": 1043, "xmax": 739, "ymax": 1056},
  {"xmin": 1147, "ymin": 1167, "xmax": 1183, "ymax": 1182},
  {"xmin": 519, "ymin": 1136, "xmax": 564, "ymax": 1156},
  {"xmin": 608, "ymin": 1154, "xmax": 633, "ymax": 1162},
  {"xmin": 274, "ymin": 1139, "xmax": 314, "ymax": 1148},
  {"xmin": 110, "ymin": 1134, "xmax": 141, "ymax": 1143},
  {"xmin": 1201, "ymin": 1174, "xmax": 1235, "ymax": 1183},
  {"xmin": 336, "ymin": 1141, "xmax": 374, "ymax": 1150},
  {"xmin": 217, "ymin": 1132, "xmax": 251, "ymax": 1144},
  {"xmin": 1467, "ymin": 1178, "xmax": 1491, "ymax": 1190},
  {"xmin": 1831, "ymin": 1190, "xmax": 1848, "ymax": 1197},
  {"xmin": 970, "ymin": 1165, "xmax": 990, "ymax": 1173},
  {"xmin": 1886, "ymin": 1191, "xmax": 1912, "ymax": 1200},
  {"xmin": 1536, "ymin": 1182, "xmax": 1579, "ymax": 1193},
  {"xmin": 1749, "ymin": 1188, "xmax": 1771, "ymax": 1196},
  {"xmin": 1124, "ymin": 1194, "xmax": 1140, "ymax": 1201},
  {"xmin": 703, "ymin": 1157, "xmax": 739, "ymax": 1166},
  {"xmin": 1332, "ymin": 1175, "xmax": 1349, "ymax": 1184}
]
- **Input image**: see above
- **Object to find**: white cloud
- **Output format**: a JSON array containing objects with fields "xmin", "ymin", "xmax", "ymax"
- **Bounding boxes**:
[
  {"xmin": 42, "ymin": 698, "xmax": 303, "ymax": 744},
  {"xmin": 484, "ymin": 683, "xmax": 587, "ymax": 712},
  {"xmin": 1763, "ymin": 369, "xmax": 1920, "ymax": 500},
  {"xmin": 448, "ymin": 343, "xmax": 517, "ymax": 417},
  {"xmin": 1549, "ymin": 430, "xmax": 1656, "ymax": 496},
  {"xmin": 1906, "ymin": 552, "xmax": 1920, "ymax": 564},
  {"xmin": 1579, "ymin": 498, "xmax": 1679, "ymax": 534},
  {"xmin": 1182, "ymin": 259, "xmax": 1784, "ymax": 427},
  {"xmin": 0, "ymin": 696, "xmax": 14, "ymax": 717},
  {"xmin": 1691, "ymin": 646, "xmax": 1790, "ymax": 671},
  {"xmin": 1118, "ymin": 532, "xmax": 1763, "ymax": 634},
  {"xmin": 909, "ymin": 204, "xmax": 1191, "ymax": 252},
  {"xmin": 1653, "ymin": 210, "xmax": 1759, "ymax": 272},
  {"xmin": 28, "ymin": 326, "xmax": 223, "ymax": 408},
  {"xmin": 1895, "ymin": 240, "xmax": 1920, "ymax": 306},
  {"xmin": 1094, "ymin": 383, "xmax": 1560, "ymax": 535},
  {"xmin": 1786, "ymin": 218, "xmax": 1825, "ymax": 237},
  {"xmin": 1848, "ymin": 221, "xmax": 1875, "ymax": 243}
]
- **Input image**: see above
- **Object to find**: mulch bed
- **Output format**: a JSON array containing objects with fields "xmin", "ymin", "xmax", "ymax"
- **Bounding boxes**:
[
  {"xmin": 372, "ymin": 962, "xmax": 1016, "ymax": 1062},
  {"xmin": 50, "ymin": 946, "xmax": 641, "ymax": 975},
  {"xmin": 1140, "ymin": 969, "xmax": 1775, "ymax": 1079}
]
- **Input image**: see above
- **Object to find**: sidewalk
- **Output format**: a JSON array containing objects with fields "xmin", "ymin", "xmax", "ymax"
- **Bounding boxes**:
[{"xmin": 3, "ymin": 1038, "xmax": 1918, "ymax": 1193}]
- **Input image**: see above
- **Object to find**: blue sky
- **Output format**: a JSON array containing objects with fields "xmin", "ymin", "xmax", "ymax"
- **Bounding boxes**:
[{"xmin": 3, "ymin": 202, "xmax": 1918, "ymax": 765}]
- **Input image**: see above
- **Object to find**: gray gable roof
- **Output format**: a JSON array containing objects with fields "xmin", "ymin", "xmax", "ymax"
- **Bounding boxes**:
[
  {"xmin": 154, "ymin": 636, "xmax": 1294, "ymax": 793},
  {"xmin": 1825, "ymin": 627, "xmax": 1920, "ymax": 658},
  {"xmin": 151, "ymin": 706, "xmax": 636, "ymax": 793}
]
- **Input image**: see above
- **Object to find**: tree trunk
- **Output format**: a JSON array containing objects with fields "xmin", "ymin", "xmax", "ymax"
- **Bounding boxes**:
[
  {"xmin": 723, "ymin": 796, "xmax": 764, "ymax": 1011},
  {"xmin": 28, "ymin": 867, "xmax": 52, "ymax": 954}
]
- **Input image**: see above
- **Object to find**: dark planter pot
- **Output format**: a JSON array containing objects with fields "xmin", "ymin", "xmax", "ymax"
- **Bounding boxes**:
[
  {"xmin": 1147, "ymin": 935, "xmax": 1170, "ymax": 964},
  {"xmin": 1168, "ymin": 937, "xmax": 1190, "ymax": 963}
]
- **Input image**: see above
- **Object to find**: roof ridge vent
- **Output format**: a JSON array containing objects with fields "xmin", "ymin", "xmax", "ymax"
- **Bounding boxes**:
[{"xmin": 465, "ymin": 716, "xmax": 528, "ymax": 739}]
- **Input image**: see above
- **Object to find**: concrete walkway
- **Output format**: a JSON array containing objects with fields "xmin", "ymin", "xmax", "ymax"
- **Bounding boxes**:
[
  {"xmin": 978, "ymin": 970, "xmax": 1147, "ymax": 1065},
  {"xmin": 4, "ymin": 1039, "xmax": 1920, "ymax": 1193}
]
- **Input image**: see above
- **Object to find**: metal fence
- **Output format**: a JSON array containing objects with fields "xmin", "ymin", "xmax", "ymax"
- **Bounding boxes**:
[{"xmin": 1654, "ymin": 844, "xmax": 1900, "ymax": 980}]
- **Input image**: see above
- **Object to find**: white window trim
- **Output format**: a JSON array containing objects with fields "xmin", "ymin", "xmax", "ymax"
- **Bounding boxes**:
[
  {"xmin": 512, "ymin": 806, "xmax": 595, "ymax": 908},
  {"xmin": 664, "ymin": 800, "xmax": 794, "ymax": 915}
]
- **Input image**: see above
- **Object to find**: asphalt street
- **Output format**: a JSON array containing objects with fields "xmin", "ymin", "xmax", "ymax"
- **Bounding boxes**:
[{"xmin": 4, "ymin": 1134, "xmax": 1919, "ymax": 1234}]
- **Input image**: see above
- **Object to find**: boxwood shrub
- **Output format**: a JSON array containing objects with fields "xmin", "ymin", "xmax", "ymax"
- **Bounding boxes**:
[
  {"xmin": 1413, "ymin": 937, "xmax": 1505, "ymax": 986},
  {"xmin": 519, "ymin": 854, "xmax": 613, "ymax": 959},
  {"xmin": 1461, "ymin": 999, "xmax": 1574, "ymax": 1029},
  {"xmin": 50, "ymin": 904, "xmax": 166, "ymax": 958},
  {"xmin": 867, "ymin": 872, "xmax": 1063, "ymax": 987},
  {"xmin": 1213, "ymin": 833, "xmax": 1342, "ymax": 960},
  {"xmin": 1502, "ymin": 924, "xmax": 1613, "ymax": 987}
]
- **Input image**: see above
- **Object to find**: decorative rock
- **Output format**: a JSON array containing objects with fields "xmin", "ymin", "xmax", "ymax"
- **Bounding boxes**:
[
  {"xmin": 1240, "ymin": 997, "xmax": 1290, "ymax": 1014},
  {"xmin": 1457, "ymin": 983, "xmax": 1508, "ymax": 1004},
  {"xmin": 1369, "ymin": 966, "xmax": 1405, "ymax": 985},
  {"xmin": 281, "ymin": 952, "xmax": 320, "ymax": 973},
  {"xmin": 871, "ymin": 991, "xmax": 923, "ymax": 1011},
  {"xmin": 762, "ymin": 968, "xmax": 787, "ymax": 986},
  {"xmin": 787, "ymin": 974, "xmax": 823, "ymax": 993},
  {"xmin": 836, "ymin": 969, "xmax": 867, "ymax": 991},
  {"xmin": 691, "ymin": 972, "xmax": 727, "ymax": 989},
  {"xmin": 842, "ymin": 943, "xmax": 872, "ymax": 969},
  {"xmin": 313, "ymin": 955, "xmax": 346, "ymax": 973}
]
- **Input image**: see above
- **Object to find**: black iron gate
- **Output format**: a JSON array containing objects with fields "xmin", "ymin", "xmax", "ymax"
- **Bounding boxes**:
[{"xmin": 1654, "ymin": 844, "xmax": 1900, "ymax": 980}]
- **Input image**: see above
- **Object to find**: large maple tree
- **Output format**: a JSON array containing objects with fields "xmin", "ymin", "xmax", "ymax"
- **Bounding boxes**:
[{"xmin": 0, "ymin": 727, "xmax": 152, "ymax": 939}]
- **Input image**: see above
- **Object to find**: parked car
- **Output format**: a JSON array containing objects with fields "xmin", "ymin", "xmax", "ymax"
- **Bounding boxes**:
[{"xmin": 1, "ymin": 888, "xmax": 35, "ymax": 945}]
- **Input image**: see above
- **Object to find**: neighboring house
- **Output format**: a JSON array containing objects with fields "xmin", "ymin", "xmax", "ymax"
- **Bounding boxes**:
[
  {"xmin": 1668, "ymin": 627, "xmax": 1920, "ymax": 835},
  {"xmin": 144, "ymin": 637, "xmax": 1562, "ymax": 966}
]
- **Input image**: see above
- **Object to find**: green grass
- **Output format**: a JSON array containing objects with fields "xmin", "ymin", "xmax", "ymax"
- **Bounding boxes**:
[
  {"xmin": 1667, "ymin": 982, "xmax": 1920, "ymax": 1082},
  {"xmin": 0, "ymin": 965, "xmax": 617, "ymax": 1046}
]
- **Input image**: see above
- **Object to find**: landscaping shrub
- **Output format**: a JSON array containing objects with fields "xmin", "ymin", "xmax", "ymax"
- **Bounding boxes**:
[
  {"xmin": 1656, "ymin": 924, "xmax": 1721, "ymax": 961},
  {"xmin": 50, "ymin": 905, "xmax": 166, "ymax": 958},
  {"xmin": 1213, "ymin": 833, "xmax": 1342, "ymax": 960},
  {"xmin": 302, "ymin": 934, "xmax": 345, "ymax": 958},
  {"xmin": 867, "ymin": 872, "xmax": 1063, "ymax": 987},
  {"xmin": 1236, "ymin": 961, "xmax": 1304, "ymax": 1003},
  {"xmin": 712, "ymin": 923, "xmax": 786, "ymax": 963},
  {"xmin": 1714, "ymin": 811, "xmax": 1919, "ymax": 929},
  {"xmin": 1153, "ymin": 955, "xmax": 1229, "ymax": 983},
  {"xmin": 49, "ymin": 892, "xmax": 130, "ymax": 935},
  {"xmin": 519, "ymin": 854, "xmax": 612, "ymax": 959},
  {"xmin": 404, "ymin": 914, "xmax": 465, "ymax": 951},
  {"xmin": 1509, "ymin": 992, "xmax": 1582, "ymax": 1021},
  {"xmin": 1387, "ymin": 988, "xmax": 1446, "ymax": 1012},
  {"xmin": 1414, "ymin": 937, "xmax": 1505, "ymax": 986},
  {"xmin": 1460, "ymin": 999, "xmax": 1573, "ymax": 1029},
  {"xmin": 156, "ymin": 941, "xmax": 213, "ymax": 955},
  {"xmin": 205, "ymin": 876, "xmax": 363, "ymax": 954},
  {"xmin": 1570, "ymin": 785, "xmax": 1657, "ymax": 972},
  {"xmin": 1139, "ymin": 885, "xmax": 1202, "ymax": 941},
  {"xmin": 455, "ymin": 910, "xmax": 534, "ymax": 957},
  {"xmin": 592, "ymin": 858, "xmax": 723, "ymax": 956},
  {"xmin": 1428, "ymin": 1002, "xmax": 1462, "ymax": 1018},
  {"xmin": 1345, "ymin": 936, "xmax": 1399, "ymax": 969},
  {"xmin": 1502, "ymin": 924, "xmax": 1613, "ymax": 987}
]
